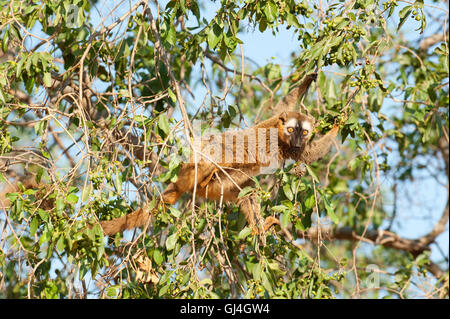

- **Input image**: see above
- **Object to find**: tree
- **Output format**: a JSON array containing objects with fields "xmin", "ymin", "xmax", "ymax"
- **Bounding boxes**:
[{"xmin": 0, "ymin": 0, "xmax": 448, "ymax": 299}]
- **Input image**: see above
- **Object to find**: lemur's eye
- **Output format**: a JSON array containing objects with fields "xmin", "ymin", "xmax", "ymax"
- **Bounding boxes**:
[
  {"xmin": 302, "ymin": 130, "xmax": 309, "ymax": 136},
  {"xmin": 287, "ymin": 127, "xmax": 294, "ymax": 133}
]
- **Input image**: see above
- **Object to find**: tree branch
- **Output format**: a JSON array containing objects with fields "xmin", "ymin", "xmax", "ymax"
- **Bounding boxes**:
[
  {"xmin": 419, "ymin": 33, "xmax": 447, "ymax": 52},
  {"xmin": 293, "ymin": 225, "xmax": 446, "ymax": 279},
  {"xmin": 272, "ymin": 72, "xmax": 318, "ymax": 114}
]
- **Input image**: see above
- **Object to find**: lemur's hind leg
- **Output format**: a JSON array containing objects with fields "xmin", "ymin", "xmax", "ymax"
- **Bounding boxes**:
[{"xmin": 237, "ymin": 194, "xmax": 265, "ymax": 235}]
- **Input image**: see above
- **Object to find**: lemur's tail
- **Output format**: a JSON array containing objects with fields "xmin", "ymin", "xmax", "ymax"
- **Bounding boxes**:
[{"xmin": 99, "ymin": 204, "xmax": 155, "ymax": 235}]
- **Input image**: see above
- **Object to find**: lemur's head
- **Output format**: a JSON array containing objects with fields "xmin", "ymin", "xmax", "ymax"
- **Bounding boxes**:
[{"xmin": 278, "ymin": 111, "xmax": 315, "ymax": 148}]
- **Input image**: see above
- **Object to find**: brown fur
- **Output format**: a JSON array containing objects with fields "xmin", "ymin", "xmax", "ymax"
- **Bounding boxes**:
[
  {"xmin": 99, "ymin": 112, "xmax": 339, "ymax": 235},
  {"xmin": 99, "ymin": 206, "xmax": 151, "ymax": 235}
]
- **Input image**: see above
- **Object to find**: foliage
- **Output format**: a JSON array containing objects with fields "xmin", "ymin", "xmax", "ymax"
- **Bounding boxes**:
[{"xmin": 0, "ymin": 0, "xmax": 448, "ymax": 299}]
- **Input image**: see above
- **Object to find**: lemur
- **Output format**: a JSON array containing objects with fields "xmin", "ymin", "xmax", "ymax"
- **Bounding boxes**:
[{"xmin": 99, "ymin": 111, "xmax": 339, "ymax": 235}]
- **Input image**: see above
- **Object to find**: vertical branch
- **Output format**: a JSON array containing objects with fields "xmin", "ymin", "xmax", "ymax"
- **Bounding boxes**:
[
  {"xmin": 143, "ymin": 3, "xmax": 199, "ymax": 212},
  {"xmin": 272, "ymin": 72, "xmax": 318, "ymax": 115}
]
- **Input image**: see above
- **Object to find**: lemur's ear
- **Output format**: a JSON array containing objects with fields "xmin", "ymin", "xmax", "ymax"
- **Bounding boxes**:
[{"xmin": 279, "ymin": 112, "xmax": 288, "ymax": 123}]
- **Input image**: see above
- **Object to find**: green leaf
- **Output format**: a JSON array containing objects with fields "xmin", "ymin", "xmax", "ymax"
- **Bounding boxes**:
[
  {"xmin": 168, "ymin": 153, "xmax": 180, "ymax": 171},
  {"xmin": 199, "ymin": 278, "xmax": 213, "ymax": 286},
  {"xmin": 31, "ymin": 52, "xmax": 39, "ymax": 67},
  {"xmin": 2, "ymin": 28, "xmax": 9, "ymax": 53},
  {"xmin": 166, "ymin": 24, "xmax": 177, "ymax": 46},
  {"xmin": 158, "ymin": 114, "xmax": 170, "ymax": 136},
  {"xmin": 24, "ymin": 189, "xmax": 37, "ymax": 196},
  {"xmin": 36, "ymin": 167, "xmax": 44, "ymax": 184},
  {"xmin": 168, "ymin": 87, "xmax": 177, "ymax": 103},
  {"xmin": 118, "ymin": 89, "xmax": 130, "ymax": 98},
  {"xmin": 258, "ymin": 18, "xmax": 267, "ymax": 32},
  {"xmin": 427, "ymin": 84, "xmax": 437, "ymax": 102},
  {"xmin": 165, "ymin": 232, "xmax": 178, "ymax": 250},
  {"xmin": 169, "ymin": 207, "xmax": 181, "ymax": 218},
  {"xmin": 34, "ymin": 119, "xmax": 47, "ymax": 136},
  {"xmin": 295, "ymin": 219, "xmax": 306, "ymax": 232},
  {"xmin": 25, "ymin": 76, "xmax": 35, "ymax": 94},
  {"xmin": 238, "ymin": 226, "xmax": 252, "ymax": 239},
  {"xmin": 153, "ymin": 249, "xmax": 164, "ymax": 265},
  {"xmin": 335, "ymin": 17, "xmax": 349, "ymax": 30},
  {"xmin": 66, "ymin": 193, "xmax": 78, "ymax": 204},
  {"xmin": 328, "ymin": 35, "xmax": 343, "ymax": 48},
  {"xmin": 325, "ymin": 201, "xmax": 338, "ymax": 224},
  {"xmin": 96, "ymin": 241, "xmax": 105, "ymax": 261},
  {"xmin": 190, "ymin": 1, "xmax": 200, "ymax": 20},
  {"xmin": 29, "ymin": 217, "xmax": 39, "ymax": 237},
  {"xmin": 114, "ymin": 172, "xmax": 122, "ymax": 194},
  {"xmin": 304, "ymin": 193, "xmax": 315, "ymax": 209},
  {"xmin": 305, "ymin": 164, "xmax": 319, "ymax": 183},
  {"xmin": 43, "ymin": 72, "xmax": 52, "ymax": 87},
  {"xmin": 237, "ymin": 186, "xmax": 253, "ymax": 199},
  {"xmin": 79, "ymin": 264, "xmax": 89, "ymax": 280},
  {"xmin": 310, "ymin": 42, "xmax": 325, "ymax": 61},
  {"xmin": 271, "ymin": 205, "xmax": 287, "ymax": 213},
  {"xmin": 207, "ymin": 24, "xmax": 222, "ymax": 49},
  {"xmin": 16, "ymin": 56, "xmax": 26, "ymax": 78},
  {"xmin": 181, "ymin": 272, "xmax": 190, "ymax": 286},
  {"xmin": 56, "ymin": 235, "xmax": 65, "ymax": 252},
  {"xmin": 327, "ymin": 79, "xmax": 337, "ymax": 100},
  {"xmin": 252, "ymin": 262, "xmax": 262, "ymax": 280},
  {"xmin": 55, "ymin": 197, "xmax": 64, "ymax": 213},
  {"xmin": 38, "ymin": 209, "xmax": 49, "ymax": 223},
  {"xmin": 81, "ymin": 184, "xmax": 91, "ymax": 202},
  {"xmin": 264, "ymin": 1, "xmax": 278, "ymax": 23},
  {"xmin": 317, "ymin": 71, "xmax": 327, "ymax": 93},
  {"xmin": 261, "ymin": 272, "xmax": 273, "ymax": 295},
  {"xmin": 158, "ymin": 283, "xmax": 170, "ymax": 297},
  {"xmin": 286, "ymin": 13, "xmax": 301, "ymax": 28},
  {"xmin": 319, "ymin": 189, "xmax": 339, "ymax": 224},
  {"xmin": 280, "ymin": 211, "xmax": 290, "ymax": 228},
  {"xmin": 46, "ymin": 240, "xmax": 55, "ymax": 260},
  {"xmin": 267, "ymin": 260, "xmax": 284, "ymax": 276},
  {"xmin": 39, "ymin": 227, "xmax": 51, "ymax": 246},
  {"xmin": 106, "ymin": 286, "xmax": 118, "ymax": 298},
  {"xmin": 282, "ymin": 183, "xmax": 294, "ymax": 201},
  {"xmin": 76, "ymin": 6, "xmax": 84, "ymax": 27},
  {"xmin": 397, "ymin": 5, "xmax": 412, "ymax": 31}
]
